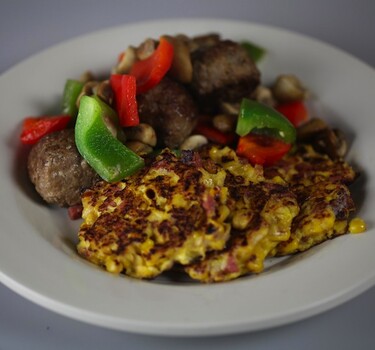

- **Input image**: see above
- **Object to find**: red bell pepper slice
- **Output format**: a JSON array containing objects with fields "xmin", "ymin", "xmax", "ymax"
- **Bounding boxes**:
[
  {"xmin": 20, "ymin": 115, "xmax": 71, "ymax": 145},
  {"xmin": 195, "ymin": 123, "xmax": 236, "ymax": 145},
  {"xmin": 236, "ymin": 133, "xmax": 291, "ymax": 166},
  {"xmin": 110, "ymin": 74, "xmax": 140, "ymax": 127},
  {"xmin": 130, "ymin": 37, "xmax": 174, "ymax": 94},
  {"xmin": 276, "ymin": 101, "xmax": 308, "ymax": 127}
]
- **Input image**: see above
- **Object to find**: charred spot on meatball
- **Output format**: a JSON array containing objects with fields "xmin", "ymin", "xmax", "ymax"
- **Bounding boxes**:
[{"xmin": 27, "ymin": 128, "xmax": 99, "ymax": 207}]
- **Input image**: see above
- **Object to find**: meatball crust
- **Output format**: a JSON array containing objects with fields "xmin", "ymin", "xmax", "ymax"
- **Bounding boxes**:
[
  {"xmin": 137, "ymin": 77, "xmax": 199, "ymax": 148},
  {"xmin": 27, "ymin": 128, "xmax": 98, "ymax": 207},
  {"xmin": 191, "ymin": 40, "xmax": 261, "ymax": 108}
]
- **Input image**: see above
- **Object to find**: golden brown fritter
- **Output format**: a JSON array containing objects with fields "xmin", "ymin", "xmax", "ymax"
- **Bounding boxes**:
[
  {"xmin": 185, "ymin": 182, "xmax": 299, "ymax": 282},
  {"xmin": 77, "ymin": 144, "xmax": 358, "ymax": 282},
  {"xmin": 265, "ymin": 144, "xmax": 356, "ymax": 256},
  {"xmin": 77, "ymin": 149, "xmax": 231, "ymax": 279}
]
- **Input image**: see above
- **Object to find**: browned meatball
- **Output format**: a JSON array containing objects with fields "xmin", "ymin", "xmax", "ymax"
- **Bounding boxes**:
[
  {"xmin": 137, "ymin": 77, "xmax": 199, "ymax": 149},
  {"xmin": 27, "ymin": 129, "xmax": 99, "ymax": 207},
  {"xmin": 191, "ymin": 40, "xmax": 261, "ymax": 109}
]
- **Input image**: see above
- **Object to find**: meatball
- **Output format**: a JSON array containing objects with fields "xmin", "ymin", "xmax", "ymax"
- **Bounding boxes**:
[
  {"xmin": 191, "ymin": 40, "xmax": 261, "ymax": 109},
  {"xmin": 137, "ymin": 77, "xmax": 199, "ymax": 148},
  {"xmin": 27, "ymin": 129, "xmax": 98, "ymax": 207}
]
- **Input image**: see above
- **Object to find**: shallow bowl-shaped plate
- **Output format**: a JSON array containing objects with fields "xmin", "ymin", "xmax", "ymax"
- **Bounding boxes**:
[{"xmin": 0, "ymin": 19, "xmax": 374, "ymax": 337}]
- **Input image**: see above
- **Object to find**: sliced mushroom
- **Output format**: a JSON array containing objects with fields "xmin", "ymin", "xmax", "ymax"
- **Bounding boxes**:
[
  {"xmin": 272, "ymin": 74, "xmax": 307, "ymax": 103},
  {"xmin": 333, "ymin": 129, "xmax": 348, "ymax": 158},
  {"xmin": 163, "ymin": 35, "xmax": 193, "ymax": 83},
  {"xmin": 113, "ymin": 46, "xmax": 137, "ymax": 74},
  {"xmin": 76, "ymin": 80, "xmax": 113, "ymax": 108},
  {"xmin": 125, "ymin": 140, "xmax": 153, "ymax": 156},
  {"xmin": 179, "ymin": 135, "xmax": 208, "ymax": 150},
  {"xmin": 219, "ymin": 102, "xmax": 240, "ymax": 115},
  {"xmin": 76, "ymin": 81, "xmax": 99, "ymax": 108},
  {"xmin": 253, "ymin": 85, "xmax": 276, "ymax": 106},
  {"xmin": 212, "ymin": 114, "xmax": 236, "ymax": 133},
  {"xmin": 314, "ymin": 129, "xmax": 348, "ymax": 159},
  {"xmin": 297, "ymin": 117, "xmax": 348, "ymax": 159},
  {"xmin": 123, "ymin": 123, "xmax": 157, "ymax": 147},
  {"xmin": 136, "ymin": 38, "xmax": 156, "ymax": 60},
  {"xmin": 96, "ymin": 80, "xmax": 114, "ymax": 106},
  {"xmin": 79, "ymin": 70, "xmax": 96, "ymax": 83},
  {"xmin": 297, "ymin": 117, "xmax": 328, "ymax": 141}
]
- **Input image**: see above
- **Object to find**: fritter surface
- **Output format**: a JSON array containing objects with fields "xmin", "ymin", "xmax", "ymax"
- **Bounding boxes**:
[
  {"xmin": 265, "ymin": 144, "xmax": 356, "ymax": 256},
  {"xmin": 77, "ymin": 149, "xmax": 231, "ymax": 279}
]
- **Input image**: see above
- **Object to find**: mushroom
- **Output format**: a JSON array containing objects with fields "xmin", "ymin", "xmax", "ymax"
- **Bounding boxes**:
[
  {"xmin": 96, "ymin": 80, "xmax": 114, "ymax": 106},
  {"xmin": 136, "ymin": 38, "xmax": 156, "ymax": 60},
  {"xmin": 113, "ymin": 46, "xmax": 137, "ymax": 74},
  {"xmin": 179, "ymin": 135, "xmax": 208, "ymax": 150},
  {"xmin": 297, "ymin": 117, "xmax": 348, "ymax": 159},
  {"xmin": 123, "ymin": 123, "xmax": 157, "ymax": 147},
  {"xmin": 76, "ymin": 80, "xmax": 113, "ymax": 108},
  {"xmin": 163, "ymin": 35, "xmax": 193, "ymax": 83},
  {"xmin": 125, "ymin": 140, "xmax": 153, "ymax": 156},
  {"xmin": 253, "ymin": 85, "xmax": 276, "ymax": 106},
  {"xmin": 272, "ymin": 74, "xmax": 308, "ymax": 103},
  {"xmin": 219, "ymin": 101, "xmax": 240, "ymax": 115},
  {"xmin": 212, "ymin": 114, "xmax": 236, "ymax": 133}
]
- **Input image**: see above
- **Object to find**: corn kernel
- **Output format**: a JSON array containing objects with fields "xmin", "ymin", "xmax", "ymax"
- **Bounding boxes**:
[{"xmin": 349, "ymin": 217, "xmax": 366, "ymax": 234}]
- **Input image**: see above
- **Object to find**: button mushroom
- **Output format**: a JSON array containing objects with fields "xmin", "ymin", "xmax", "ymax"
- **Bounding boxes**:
[
  {"xmin": 272, "ymin": 74, "xmax": 308, "ymax": 103},
  {"xmin": 297, "ymin": 117, "xmax": 348, "ymax": 159}
]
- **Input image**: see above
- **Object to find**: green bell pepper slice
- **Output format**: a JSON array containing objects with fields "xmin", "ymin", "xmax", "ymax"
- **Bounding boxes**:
[
  {"xmin": 75, "ymin": 95, "xmax": 144, "ymax": 182},
  {"xmin": 236, "ymin": 98, "xmax": 296, "ymax": 144},
  {"xmin": 241, "ymin": 41, "xmax": 266, "ymax": 63},
  {"xmin": 62, "ymin": 79, "xmax": 84, "ymax": 117}
]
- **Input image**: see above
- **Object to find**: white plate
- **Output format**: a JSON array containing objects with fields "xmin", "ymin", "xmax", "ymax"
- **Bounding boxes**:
[{"xmin": 0, "ymin": 19, "xmax": 374, "ymax": 337}]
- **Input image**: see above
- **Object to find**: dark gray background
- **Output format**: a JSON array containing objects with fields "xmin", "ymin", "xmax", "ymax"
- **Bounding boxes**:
[{"xmin": 1, "ymin": 0, "xmax": 374, "ymax": 349}]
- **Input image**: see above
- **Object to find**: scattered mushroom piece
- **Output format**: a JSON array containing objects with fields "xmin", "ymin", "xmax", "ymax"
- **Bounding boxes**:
[
  {"xmin": 113, "ymin": 46, "xmax": 137, "ymax": 74},
  {"xmin": 212, "ymin": 114, "xmax": 236, "ymax": 133},
  {"xmin": 125, "ymin": 140, "xmax": 154, "ymax": 156},
  {"xmin": 314, "ymin": 129, "xmax": 348, "ymax": 159},
  {"xmin": 272, "ymin": 74, "xmax": 307, "ymax": 103},
  {"xmin": 136, "ymin": 38, "xmax": 156, "ymax": 60},
  {"xmin": 220, "ymin": 102, "xmax": 240, "ymax": 115},
  {"xmin": 297, "ymin": 117, "xmax": 328, "ymax": 140},
  {"xmin": 76, "ymin": 81, "xmax": 99, "ymax": 108},
  {"xmin": 123, "ymin": 123, "xmax": 157, "ymax": 147},
  {"xmin": 164, "ymin": 35, "xmax": 193, "ymax": 83},
  {"xmin": 76, "ymin": 80, "xmax": 113, "ymax": 108},
  {"xmin": 79, "ymin": 70, "xmax": 96, "ymax": 83},
  {"xmin": 179, "ymin": 134, "xmax": 208, "ymax": 150},
  {"xmin": 297, "ymin": 117, "xmax": 348, "ymax": 159},
  {"xmin": 96, "ymin": 80, "xmax": 114, "ymax": 106},
  {"xmin": 253, "ymin": 85, "xmax": 276, "ymax": 106}
]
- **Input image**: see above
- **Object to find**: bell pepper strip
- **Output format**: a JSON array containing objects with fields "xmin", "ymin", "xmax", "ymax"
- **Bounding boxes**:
[
  {"xmin": 276, "ymin": 101, "xmax": 309, "ymax": 127},
  {"xmin": 75, "ymin": 95, "xmax": 144, "ymax": 182},
  {"xmin": 236, "ymin": 133, "xmax": 292, "ymax": 166},
  {"xmin": 130, "ymin": 37, "xmax": 174, "ymax": 94},
  {"xmin": 241, "ymin": 41, "xmax": 266, "ymax": 63},
  {"xmin": 236, "ymin": 98, "xmax": 296, "ymax": 144},
  {"xmin": 110, "ymin": 74, "xmax": 140, "ymax": 127},
  {"xmin": 20, "ymin": 115, "xmax": 71, "ymax": 145},
  {"xmin": 194, "ymin": 123, "xmax": 236, "ymax": 145},
  {"xmin": 62, "ymin": 79, "xmax": 84, "ymax": 117}
]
